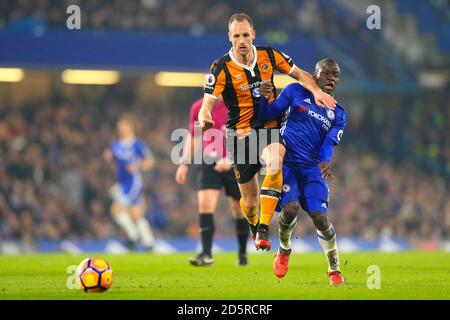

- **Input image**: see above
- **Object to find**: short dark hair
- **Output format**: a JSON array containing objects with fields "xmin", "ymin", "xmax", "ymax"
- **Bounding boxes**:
[
  {"xmin": 317, "ymin": 58, "xmax": 338, "ymax": 67},
  {"xmin": 315, "ymin": 58, "xmax": 340, "ymax": 73},
  {"xmin": 228, "ymin": 13, "xmax": 254, "ymax": 29}
]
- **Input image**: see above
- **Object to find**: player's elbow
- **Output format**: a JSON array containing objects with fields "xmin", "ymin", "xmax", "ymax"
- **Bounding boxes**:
[{"xmin": 289, "ymin": 66, "xmax": 302, "ymax": 81}]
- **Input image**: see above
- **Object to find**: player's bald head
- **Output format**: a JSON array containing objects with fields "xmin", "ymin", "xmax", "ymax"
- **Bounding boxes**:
[{"xmin": 315, "ymin": 58, "xmax": 340, "ymax": 75}]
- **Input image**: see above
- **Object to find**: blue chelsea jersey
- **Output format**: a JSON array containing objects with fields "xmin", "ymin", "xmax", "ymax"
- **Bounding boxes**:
[
  {"xmin": 260, "ymin": 83, "xmax": 347, "ymax": 166},
  {"xmin": 110, "ymin": 139, "xmax": 151, "ymax": 185}
]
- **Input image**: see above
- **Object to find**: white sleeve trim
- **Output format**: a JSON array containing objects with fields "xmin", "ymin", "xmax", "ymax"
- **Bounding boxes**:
[
  {"xmin": 288, "ymin": 64, "xmax": 296, "ymax": 76},
  {"xmin": 204, "ymin": 93, "xmax": 218, "ymax": 100}
]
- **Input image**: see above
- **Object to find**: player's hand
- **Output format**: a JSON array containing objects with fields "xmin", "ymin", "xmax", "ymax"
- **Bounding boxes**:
[
  {"xmin": 103, "ymin": 149, "xmax": 113, "ymax": 162},
  {"xmin": 127, "ymin": 162, "xmax": 140, "ymax": 174},
  {"xmin": 199, "ymin": 119, "xmax": 215, "ymax": 131},
  {"xmin": 175, "ymin": 164, "xmax": 188, "ymax": 185},
  {"xmin": 214, "ymin": 157, "xmax": 232, "ymax": 173},
  {"xmin": 319, "ymin": 162, "xmax": 335, "ymax": 180},
  {"xmin": 313, "ymin": 89, "xmax": 336, "ymax": 110},
  {"xmin": 259, "ymin": 82, "xmax": 273, "ymax": 99}
]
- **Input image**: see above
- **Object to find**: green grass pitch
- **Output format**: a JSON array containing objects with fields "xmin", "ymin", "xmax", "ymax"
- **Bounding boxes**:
[{"xmin": 0, "ymin": 251, "xmax": 449, "ymax": 299}]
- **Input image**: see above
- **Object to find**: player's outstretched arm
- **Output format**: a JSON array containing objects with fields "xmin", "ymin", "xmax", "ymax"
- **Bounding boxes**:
[
  {"xmin": 290, "ymin": 66, "xmax": 336, "ymax": 109},
  {"xmin": 201, "ymin": 61, "xmax": 226, "ymax": 131},
  {"xmin": 318, "ymin": 108, "xmax": 347, "ymax": 179},
  {"xmin": 319, "ymin": 139, "xmax": 335, "ymax": 180},
  {"xmin": 258, "ymin": 82, "xmax": 291, "ymax": 123},
  {"xmin": 198, "ymin": 95, "xmax": 217, "ymax": 131}
]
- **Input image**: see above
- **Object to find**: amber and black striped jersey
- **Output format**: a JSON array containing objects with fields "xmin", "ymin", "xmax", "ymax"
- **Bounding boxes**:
[{"xmin": 204, "ymin": 45, "xmax": 296, "ymax": 132}]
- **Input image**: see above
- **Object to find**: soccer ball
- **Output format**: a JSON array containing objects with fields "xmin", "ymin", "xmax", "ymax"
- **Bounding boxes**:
[{"xmin": 76, "ymin": 257, "xmax": 113, "ymax": 293}]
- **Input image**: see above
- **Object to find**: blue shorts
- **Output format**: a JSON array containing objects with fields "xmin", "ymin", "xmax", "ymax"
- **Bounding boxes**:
[
  {"xmin": 276, "ymin": 163, "xmax": 329, "ymax": 215},
  {"xmin": 110, "ymin": 176, "xmax": 143, "ymax": 207}
]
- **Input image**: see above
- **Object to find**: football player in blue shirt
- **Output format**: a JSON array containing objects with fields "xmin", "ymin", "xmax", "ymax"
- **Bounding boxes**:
[
  {"xmin": 104, "ymin": 115, "xmax": 156, "ymax": 250},
  {"xmin": 259, "ymin": 58, "xmax": 346, "ymax": 285}
]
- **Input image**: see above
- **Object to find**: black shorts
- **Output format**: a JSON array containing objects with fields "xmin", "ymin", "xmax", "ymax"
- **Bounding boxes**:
[
  {"xmin": 197, "ymin": 163, "xmax": 241, "ymax": 200},
  {"xmin": 226, "ymin": 128, "xmax": 285, "ymax": 184}
]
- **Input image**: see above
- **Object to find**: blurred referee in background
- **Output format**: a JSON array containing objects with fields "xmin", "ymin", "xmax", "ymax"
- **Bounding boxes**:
[{"xmin": 176, "ymin": 95, "xmax": 249, "ymax": 267}]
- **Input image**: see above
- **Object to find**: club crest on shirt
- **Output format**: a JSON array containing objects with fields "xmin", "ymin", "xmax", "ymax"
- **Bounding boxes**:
[
  {"xmin": 327, "ymin": 110, "xmax": 335, "ymax": 120},
  {"xmin": 260, "ymin": 62, "xmax": 270, "ymax": 73},
  {"xmin": 282, "ymin": 184, "xmax": 291, "ymax": 192}
]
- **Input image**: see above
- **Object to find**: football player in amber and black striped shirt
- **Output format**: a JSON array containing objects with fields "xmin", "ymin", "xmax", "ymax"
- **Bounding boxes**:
[{"xmin": 198, "ymin": 13, "xmax": 336, "ymax": 251}]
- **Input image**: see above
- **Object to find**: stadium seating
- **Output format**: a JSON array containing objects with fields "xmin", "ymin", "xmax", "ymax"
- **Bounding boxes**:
[{"xmin": 0, "ymin": 82, "xmax": 448, "ymax": 250}]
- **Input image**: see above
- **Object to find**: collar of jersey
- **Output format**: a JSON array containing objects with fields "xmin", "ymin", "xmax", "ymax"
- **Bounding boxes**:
[{"xmin": 228, "ymin": 45, "xmax": 257, "ymax": 77}]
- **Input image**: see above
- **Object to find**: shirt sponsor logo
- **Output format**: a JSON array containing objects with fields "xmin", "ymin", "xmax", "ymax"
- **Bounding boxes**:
[
  {"xmin": 240, "ymin": 79, "xmax": 271, "ymax": 91},
  {"xmin": 308, "ymin": 109, "xmax": 332, "ymax": 129}
]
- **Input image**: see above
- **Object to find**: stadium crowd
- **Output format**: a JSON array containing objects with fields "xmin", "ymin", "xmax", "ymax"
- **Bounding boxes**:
[
  {"xmin": 0, "ymin": 82, "xmax": 448, "ymax": 247},
  {"xmin": 0, "ymin": 0, "xmax": 365, "ymax": 35}
]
